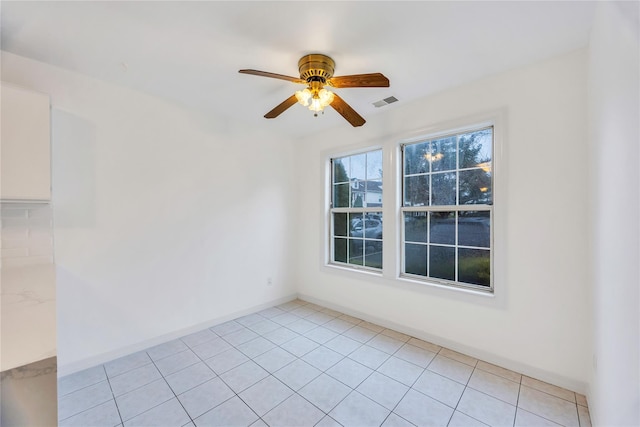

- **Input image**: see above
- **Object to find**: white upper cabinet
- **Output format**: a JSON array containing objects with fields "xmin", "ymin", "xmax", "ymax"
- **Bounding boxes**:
[{"xmin": 1, "ymin": 83, "xmax": 51, "ymax": 201}]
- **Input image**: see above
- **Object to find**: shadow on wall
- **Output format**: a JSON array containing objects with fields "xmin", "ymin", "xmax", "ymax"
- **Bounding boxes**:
[{"xmin": 51, "ymin": 109, "xmax": 96, "ymax": 228}]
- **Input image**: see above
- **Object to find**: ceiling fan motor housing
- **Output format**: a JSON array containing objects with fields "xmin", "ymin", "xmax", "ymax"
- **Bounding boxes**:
[{"xmin": 298, "ymin": 54, "xmax": 335, "ymax": 83}]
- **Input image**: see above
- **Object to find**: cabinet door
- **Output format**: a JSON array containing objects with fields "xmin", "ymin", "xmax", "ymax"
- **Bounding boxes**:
[{"xmin": 1, "ymin": 83, "xmax": 51, "ymax": 201}]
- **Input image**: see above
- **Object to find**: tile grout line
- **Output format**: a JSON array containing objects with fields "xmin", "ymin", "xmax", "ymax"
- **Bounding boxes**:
[
  {"xmin": 188, "ymin": 317, "xmax": 266, "ymax": 425},
  {"xmin": 282, "ymin": 301, "xmax": 436, "ymax": 425},
  {"xmin": 265, "ymin": 304, "xmax": 365, "ymax": 424},
  {"xmin": 512, "ymin": 374, "xmax": 522, "ymax": 427},
  {"xmin": 58, "ymin": 378, "xmax": 119, "ymax": 424},
  {"xmin": 245, "ymin": 303, "xmax": 340, "ymax": 425},
  {"xmin": 146, "ymin": 350, "xmax": 197, "ymax": 426},
  {"xmin": 102, "ymin": 365, "xmax": 125, "ymax": 427}
]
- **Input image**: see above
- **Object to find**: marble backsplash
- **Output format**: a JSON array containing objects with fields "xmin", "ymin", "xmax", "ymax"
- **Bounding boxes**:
[
  {"xmin": 1, "ymin": 202, "xmax": 57, "ymax": 371},
  {"xmin": 1, "ymin": 202, "xmax": 54, "ymax": 268}
]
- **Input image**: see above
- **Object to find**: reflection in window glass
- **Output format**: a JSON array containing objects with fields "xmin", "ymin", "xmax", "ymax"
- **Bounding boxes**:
[
  {"xmin": 431, "ymin": 136, "xmax": 457, "ymax": 172},
  {"xmin": 459, "ymin": 129, "xmax": 492, "ymax": 169},
  {"xmin": 333, "ymin": 183, "xmax": 350, "ymax": 208},
  {"xmin": 366, "ymin": 180, "xmax": 383, "ymax": 207},
  {"xmin": 405, "ymin": 212, "xmax": 428, "ymax": 243},
  {"xmin": 334, "ymin": 238, "xmax": 347, "ymax": 263},
  {"xmin": 405, "ymin": 243, "xmax": 427, "ymax": 276},
  {"xmin": 367, "ymin": 150, "xmax": 383, "ymax": 180},
  {"xmin": 365, "ymin": 241, "xmax": 383, "ymax": 269},
  {"xmin": 458, "ymin": 248, "xmax": 490, "ymax": 286},
  {"xmin": 404, "ymin": 141, "xmax": 430, "ymax": 175},
  {"xmin": 404, "ymin": 175, "xmax": 430, "ymax": 207},
  {"xmin": 349, "ymin": 239, "xmax": 364, "ymax": 265},
  {"xmin": 350, "ymin": 153, "xmax": 367, "ymax": 181},
  {"xmin": 333, "ymin": 158, "xmax": 350, "ymax": 183},
  {"xmin": 431, "ymin": 172, "xmax": 456, "ymax": 206},
  {"xmin": 459, "ymin": 169, "xmax": 492, "ymax": 205},
  {"xmin": 349, "ymin": 213, "xmax": 363, "ymax": 237},
  {"xmin": 429, "ymin": 245, "xmax": 455, "ymax": 281},
  {"xmin": 430, "ymin": 211, "xmax": 455, "ymax": 245},
  {"xmin": 334, "ymin": 213, "xmax": 348, "ymax": 237},
  {"xmin": 458, "ymin": 211, "xmax": 490, "ymax": 248}
]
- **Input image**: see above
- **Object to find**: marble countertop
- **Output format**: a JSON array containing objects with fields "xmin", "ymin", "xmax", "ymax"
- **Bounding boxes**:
[{"xmin": 1, "ymin": 263, "xmax": 57, "ymax": 371}]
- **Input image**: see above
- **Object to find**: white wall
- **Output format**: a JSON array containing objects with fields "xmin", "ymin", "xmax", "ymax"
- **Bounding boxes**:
[
  {"xmin": 587, "ymin": 2, "xmax": 640, "ymax": 425},
  {"xmin": 1, "ymin": 52, "xmax": 298, "ymax": 374},
  {"xmin": 294, "ymin": 50, "xmax": 591, "ymax": 391}
]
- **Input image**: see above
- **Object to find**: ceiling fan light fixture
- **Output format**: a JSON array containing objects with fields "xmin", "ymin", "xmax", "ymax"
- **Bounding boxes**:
[
  {"xmin": 318, "ymin": 88, "xmax": 334, "ymax": 105},
  {"xmin": 297, "ymin": 86, "xmax": 334, "ymax": 114},
  {"xmin": 308, "ymin": 88, "xmax": 335, "ymax": 113},
  {"xmin": 295, "ymin": 88, "xmax": 312, "ymax": 106}
]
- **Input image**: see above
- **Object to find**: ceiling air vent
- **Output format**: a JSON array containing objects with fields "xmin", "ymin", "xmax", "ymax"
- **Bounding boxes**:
[{"xmin": 372, "ymin": 96, "xmax": 398, "ymax": 108}]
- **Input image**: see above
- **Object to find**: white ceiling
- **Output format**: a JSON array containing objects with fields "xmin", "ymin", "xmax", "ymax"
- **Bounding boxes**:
[{"xmin": 1, "ymin": 1, "xmax": 596, "ymax": 137}]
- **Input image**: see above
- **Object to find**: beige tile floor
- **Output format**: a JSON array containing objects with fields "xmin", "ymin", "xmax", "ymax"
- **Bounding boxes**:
[{"xmin": 58, "ymin": 299, "xmax": 591, "ymax": 426}]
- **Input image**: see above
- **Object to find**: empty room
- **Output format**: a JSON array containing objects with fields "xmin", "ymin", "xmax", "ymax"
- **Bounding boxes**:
[{"xmin": 0, "ymin": 1, "xmax": 638, "ymax": 426}]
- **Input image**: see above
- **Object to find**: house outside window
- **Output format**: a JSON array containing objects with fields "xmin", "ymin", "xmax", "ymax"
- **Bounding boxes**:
[
  {"xmin": 330, "ymin": 149, "xmax": 383, "ymax": 270},
  {"xmin": 401, "ymin": 126, "xmax": 493, "ymax": 291}
]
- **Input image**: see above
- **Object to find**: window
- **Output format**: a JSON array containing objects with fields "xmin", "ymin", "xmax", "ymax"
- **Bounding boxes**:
[
  {"xmin": 330, "ymin": 150, "xmax": 383, "ymax": 270},
  {"xmin": 401, "ymin": 126, "xmax": 493, "ymax": 290}
]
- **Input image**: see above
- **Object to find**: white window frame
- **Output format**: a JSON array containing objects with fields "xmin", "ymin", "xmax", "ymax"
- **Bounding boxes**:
[
  {"xmin": 328, "ymin": 148, "xmax": 384, "ymax": 273},
  {"xmin": 322, "ymin": 113, "xmax": 503, "ymax": 298},
  {"xmin": 399, "ymin": 125, "xmax": 494, "ymax": 293}
]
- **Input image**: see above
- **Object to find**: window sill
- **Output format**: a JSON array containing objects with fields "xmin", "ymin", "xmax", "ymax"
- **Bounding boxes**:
[
  {"xmin": 325, "ymin": 262, "xmax": 384, "ymax": 278},
  {"xmin": 397, "ymin": 274, "xmax": 495, "ymax": 297},
  {"xmin": 323, "ymin": 263, "xmax": 494, "ymax": 299}
]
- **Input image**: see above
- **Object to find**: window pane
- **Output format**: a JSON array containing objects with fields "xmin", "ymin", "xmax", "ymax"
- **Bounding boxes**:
[
  {"xmin": 431, "ymin": 136, "xmax": 457, "ymax": 172},
  {"xmin": 459, "ymin": 128, "xmax": 492, "ymax": 169},
  {"xmin": 350, "ymin": 153, "xmax": 366, "ymax": 181},
  {"xmin": 364, "ymin": 241, "xmax": 383, "ymax": 269},
  {"xmin": 404, "ymin": 175, "xmax": 429, "ymax": 206},
  {"xmin": 459, "ymin": 169, "xmax": 492, "ymax": 205},
  {"xmin": 364, "ymin": 213, "xmax": 383, "ymax": 239},
  {"xmin": 333, "ymin": 157, "xmax": 350, "ymax": 183},
  {"xmin": 349, "ymin": 213, "xmax": 364, "ymax": 237},
  {"xmin": 334, "ymin": 238, "xmax": 347, "ymax": 263},
  {"xmin": 334, "ymin": 213, "xmax": 348, "ymax": 237},
  {"xmin": 430, "ymin": 211, "xmax": 455, "ymax": 245},
  {"xmin": 429, "ymin": 245, "xmax": 455, "ymax": 281},
  {"xmin": 350, "ymin": 181, "xmax": 365, "ymax": 207},
  {"xmin": 431, "ymin": 172, "xmax": 456, "ymax": 205},
  {"xmin": 333, "ymin": 183, "xmax": 349, "ymax": 208},
  {"xmin": 405, "ymin": 243, "xmax": 427, "ymax": 276},
  {"xmin": 404, "ymin": 141, "xmax": 430, "ymax": 175},
  {"xmin": 458, "ymin": 211, "xmax": 490, "ymax": 248},
  {"xmin": 365, "ymin": 180, "xmax": 383, "ymax": 207},
  {"xmin": 458, "ymin": 248, "xmax": 490, "ymax": 286},
  {"xmin": 349, "ymin": 239, "xmax": 364, "ymax": 265},
  {"xmin": 366, "ymin": 150, "xmax": 383, "ymax": 180},
  {"xmin": 405, "ymin": 212, "xmax": 427, "ymax": 243}
]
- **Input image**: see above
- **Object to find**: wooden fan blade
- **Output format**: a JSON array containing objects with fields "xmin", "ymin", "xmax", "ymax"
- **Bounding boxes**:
[
  {"xmin": 265, "ymin": 95, "xmax": 298, "ymax": 119},
  {"xmin": 330, "ymin": 94, "xmax": 366, "ymax": 127},
  {"xmin": 239, "ymin": 69, "xmax": 305, "ymax": 84},
  {"xmin": 328, "ymin": 73, "xmax": 389, "ymax": 88}
]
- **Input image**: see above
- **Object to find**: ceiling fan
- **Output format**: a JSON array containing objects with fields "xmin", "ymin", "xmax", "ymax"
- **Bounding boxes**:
[{"xmin": 239, "ymin": 54, "xmax": 390, "ymax": 127}]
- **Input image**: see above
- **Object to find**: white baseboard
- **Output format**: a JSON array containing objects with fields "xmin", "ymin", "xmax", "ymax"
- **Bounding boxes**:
[
  {"xmin": 298, "ymin": 293, "xmax": 588, "ymax": 395},
  {"xmin": 57, "ymin": 294, "xmax": 298, "ymax": 377}
]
